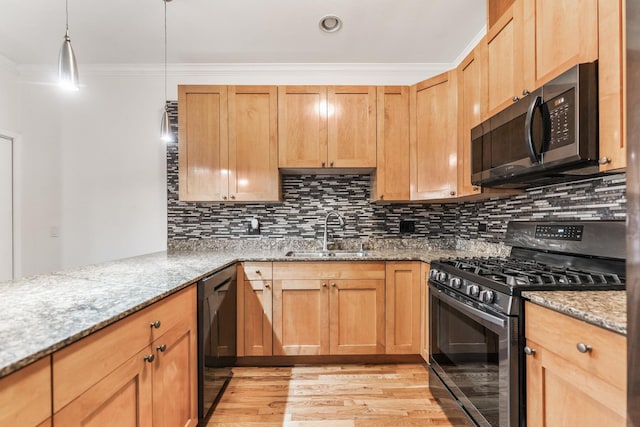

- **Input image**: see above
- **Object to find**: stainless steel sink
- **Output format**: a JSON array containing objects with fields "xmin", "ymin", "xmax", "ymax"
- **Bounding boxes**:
[{"xmin": 285, "ymin": 250, "xmax": 370, "ymax": 258}]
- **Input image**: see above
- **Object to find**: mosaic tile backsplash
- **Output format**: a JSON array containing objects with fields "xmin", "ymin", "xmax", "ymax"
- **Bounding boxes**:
[{"xmin": 166, "ymin": 101, "xmax": 627, "ymax": 245}]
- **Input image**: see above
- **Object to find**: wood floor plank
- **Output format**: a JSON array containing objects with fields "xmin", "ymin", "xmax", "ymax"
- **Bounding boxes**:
[{"xmin": 206, "ymin": 364, "xmax": 458, "ymax": 426}]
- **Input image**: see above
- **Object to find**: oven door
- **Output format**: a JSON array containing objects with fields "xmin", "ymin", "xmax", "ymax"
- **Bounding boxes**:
[{"xmin": 429, "ymin": 281, "xmax": 520, "ymax": 427}]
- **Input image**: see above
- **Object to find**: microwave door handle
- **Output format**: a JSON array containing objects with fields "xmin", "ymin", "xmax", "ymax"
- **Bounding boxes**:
[{"xmin": 525, "ymin": 95, "xmax": 543, "ymax": 164}]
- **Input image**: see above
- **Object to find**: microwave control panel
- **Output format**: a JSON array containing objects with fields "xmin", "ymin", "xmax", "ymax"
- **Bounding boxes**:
[
  {"xmin": 547, "ymin": 88, "xmax": 575, "ymax": 148},
  {"xmin": 535, "ymin": 224, "xmax": 584, "ymax": 241}
]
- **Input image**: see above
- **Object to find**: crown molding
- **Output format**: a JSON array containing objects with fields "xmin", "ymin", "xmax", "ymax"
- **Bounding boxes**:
[
  {"xmin": 451, "ymin": 26, "xmax": 487, "ymax": 67},
  {"xmin": 18, "ymin": 62, "xmax": 453, "ymax": 85}
]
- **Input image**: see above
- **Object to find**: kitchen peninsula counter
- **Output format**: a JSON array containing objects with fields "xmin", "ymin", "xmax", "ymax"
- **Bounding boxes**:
[{"xmin": 0, "ymin": 247, "xmax": 475, "ymax": 378}]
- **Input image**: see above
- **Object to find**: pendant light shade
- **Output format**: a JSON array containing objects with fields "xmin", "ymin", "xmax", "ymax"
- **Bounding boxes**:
[
  {"xmin": 58, "ymin": 0, "xmax": 79, "ymax": 91},
  {"xmin": 161, "ymin": 108, "xmax": 174, "ymax": 142}
]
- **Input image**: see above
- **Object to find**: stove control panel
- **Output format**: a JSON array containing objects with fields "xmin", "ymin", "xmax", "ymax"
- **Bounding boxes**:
[
  {"xmin": 428, "ymin": 267, "xmax": 512, "ymax": 314},
  {"xmin": 535, "ymin": 224, "xmax": 584, "ymax": 241}
]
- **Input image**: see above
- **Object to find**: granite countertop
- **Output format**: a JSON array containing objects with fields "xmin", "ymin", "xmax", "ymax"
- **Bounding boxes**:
[
  {"xmin": 0, "ymin": 247, "xmax": 478, "ymax": 379},
  {"xmin": 523, "ymin": 290, "xmax": 627, "ymax": 335}
]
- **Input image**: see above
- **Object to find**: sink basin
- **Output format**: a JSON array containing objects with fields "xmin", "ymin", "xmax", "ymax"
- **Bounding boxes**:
[{"xmin": 285, "ymin": 250, "xmax": 370, "ymax": 258}]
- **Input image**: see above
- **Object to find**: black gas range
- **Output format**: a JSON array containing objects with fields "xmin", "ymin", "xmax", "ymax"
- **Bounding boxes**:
[{"xmin": 428, "ymin": 221, "xmax": 626, "ymax": 427}]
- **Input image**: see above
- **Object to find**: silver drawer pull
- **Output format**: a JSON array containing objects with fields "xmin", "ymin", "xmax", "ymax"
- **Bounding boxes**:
[
  {"xmin": 524, "ymin": 346, "xmax": 536, "ymax": 356},
  {"xmin": 150, "ymin": 320, "xmax": 161, "ymax": 329},
  {"xmin": 156, "ymin": 344, "xmax": 167, "ymax": 353},
  {"xmin": 576, "ymin": 343, "xmax": 593, "ymax": 353},
  {"xmin": 144, "ymin": 354, "xmax": 155, "ymax": 363}
]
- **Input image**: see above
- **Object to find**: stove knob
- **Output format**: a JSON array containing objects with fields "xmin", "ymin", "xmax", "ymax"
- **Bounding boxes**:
[
  {"xmin": 429, "ymin": 269, "xmax": 439, "ymax": 279},
  {"xmin": 437, "ymin": 272, "xmax": 448, "ymax": 282},
  {"xmin": 467, "ymin": 285, "xmax": 480, "ymax": 297},
  {"xmin": 450, "ymin": 278, "xmax": 462, "ymax": 289},
  {"xmin": 480, "ymin": 290, "xmax": 495, "ymax": 304}
]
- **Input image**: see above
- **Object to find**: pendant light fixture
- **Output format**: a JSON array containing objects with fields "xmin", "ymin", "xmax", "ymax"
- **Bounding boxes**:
[
  {"xmin": 58, "ymin": 0, "xmax": 79, "ymax": 91},
  {"xmin": 160, "ymin": 0, "xmax": 174, "ymax": 143}
]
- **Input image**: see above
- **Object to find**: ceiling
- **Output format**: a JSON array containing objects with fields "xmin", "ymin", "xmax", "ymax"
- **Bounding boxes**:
[{"xmin": 0, "ymin": 0, "xmax": 486, "ymax": 66}]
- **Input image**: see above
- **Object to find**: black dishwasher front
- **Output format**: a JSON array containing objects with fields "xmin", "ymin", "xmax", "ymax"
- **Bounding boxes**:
[{"xmin": 197, "ymin": 265, "xmax": 237, "ymax": 423}]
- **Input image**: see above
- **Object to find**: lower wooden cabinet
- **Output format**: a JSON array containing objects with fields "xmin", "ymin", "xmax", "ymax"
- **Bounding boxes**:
[
  {"xmin": 525, "ymin": 302, "xmax": 626, "ymax": 426},
  {"xmin": 238, "ymin": 262, "xmax": 273, "ymax": 356},
  {"xmin": 385, "ymin": 262, "xmax": 421, "ymax": 354},
  {"xmin": 0, "ymin": 356, "xmax": 51, "ymax": 427},
  {"xmin": 271, "ymin": 262, "xmax": 386, "ymax": 356},
  {"xmin": 52, "ymin": 286, "xmax": 198, "ymax": 427}
]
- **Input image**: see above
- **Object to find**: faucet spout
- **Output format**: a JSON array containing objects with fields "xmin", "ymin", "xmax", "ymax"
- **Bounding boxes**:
[{"xmin": 322, "ymin": 211, "xmax": 346, "ymax": 252}]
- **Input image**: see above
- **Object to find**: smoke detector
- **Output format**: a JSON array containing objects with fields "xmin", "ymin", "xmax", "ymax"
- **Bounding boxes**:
[{"xmin": 319, "ymin": 15, "xmax": 342, "ymax": 33}]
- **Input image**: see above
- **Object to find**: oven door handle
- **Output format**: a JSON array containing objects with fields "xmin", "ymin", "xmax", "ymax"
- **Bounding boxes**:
[{"xmin": 432, "ymin": 286, "xmax": 507, "ymax": 328}]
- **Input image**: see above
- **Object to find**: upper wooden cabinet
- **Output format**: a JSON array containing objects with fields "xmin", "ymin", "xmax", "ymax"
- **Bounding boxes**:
[
  {"xmin": 522, "ymin": 0, "xmax": 598, "ymax": 89},
  {"xmin": 178, "ymin": 85, "xmax": 280, "ymax": 202},
  {"xmin": 598, "ymin": 0, "xmax": 627, "ymax": 171},
  {"xmin": 278, "ymin": 86, "xmax": 377, "ymax": 170},
  {"xmin": 410, "ymin": 71, "xmax": 458, "ymax": 201},
  {"xmin": 486, "ymin": 0, "xmax": 525, "ymax": 116},
  {"xmin": 525, "ymin": 302, "xmax": 626, "ymax": 426},
  {"xmin": 372, "ymin": 86, "xmax": 411, "ymax": 202}
]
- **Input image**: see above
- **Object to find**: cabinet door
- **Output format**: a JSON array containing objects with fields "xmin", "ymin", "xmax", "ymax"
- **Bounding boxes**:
[
  {"xmin": 410, "ymin": 71, "xmax": 458, "ymax": 200},
  {"xmin": 178, "ymin": 85, "xmax": 229, "ymax": 201},
  {"xmin": 152, "ymin": 320, "xmax": 198, "ymax": 427},
  {"xmin": 273, "ymin": 279, "xmax": 329, "ymax": 355},
  {"xmin": 53, "ymin": 348, "xmax": 153, "ymax": 427},
  {"xmin": 373, "ymin": 86, "xmax": 411, "ymax": 202},
  {"xmin": 329, "ymin": 279, "xmax": 385, "ymax": 355},
  {"xmin": 526, "ymin": 341, "xmax": 626, "ymax": 426},
  {"xmin": 327, "ymin": 86, "xmax": 377, "ymax": 168},
  {"xmin": 523, "ymin": 0, "xmax": 598, "ymax": 88},
  {"xmin": 0, "ymin": 357, "xmax": 51, "ymax": 427},
  {"xmin": 420, "ymin": 263, "xmax": 430, "ymax": 362},
  {"xmin": 457, "ymin": 44, "xmax": 485, "ymax": 198},
  {"xmin": 598, "ymin": 0, "xmax": 626, "ymax": 171},
  {"xmin": 486, "ymin": 1, "xmax": 524, "ymax": 115},
  {"xmin": 278, "ymin": 86, "xmax": 328, "ymax": 168},
  {"xmin": 385, "ymin": 262, "xmax": 421, "ymax": 354},
  {"xmin": 242, "ymin": 280, "xmax": 273, "ymax": 356},
  {"xmin": 228, "ymin": 86, "xmax": 280, "ymax": 201}
]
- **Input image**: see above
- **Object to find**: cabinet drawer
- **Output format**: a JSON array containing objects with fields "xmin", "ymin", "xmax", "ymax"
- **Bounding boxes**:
[
  {"xmin": 243, "ymin": 262, "xmax": 273, "ymax": 281},
  {"xmin": 0, "ymin": 357, "xmax": 51, "ymax": 427},
  {"xmin": 525, "ymin": 302, "xmax": 626, "ymax": 389},
  {"xmin": 273, "ymin": 262, "xmax": 385, "ymax": 280},
  {"xmin": 53, "ymin": 286, "xmax": 196, "ymax": 412}
]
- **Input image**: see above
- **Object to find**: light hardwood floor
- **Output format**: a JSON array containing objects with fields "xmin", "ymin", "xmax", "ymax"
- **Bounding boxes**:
[{"xmin": 206, "ymin": 363, "xmax": 462, "ymax": 426}]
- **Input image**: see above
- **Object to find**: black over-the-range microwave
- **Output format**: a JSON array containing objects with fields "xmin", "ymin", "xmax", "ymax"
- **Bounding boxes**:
[{"xmin": 471, "ymin": 61, "xmax": 600, "ymax": 188}]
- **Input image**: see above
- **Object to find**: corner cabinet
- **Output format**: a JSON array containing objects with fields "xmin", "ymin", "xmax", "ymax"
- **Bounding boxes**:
[
  {"xmin": 178, "ymin": 85, "xmax": 280, "ymax": 202},
  {"xmin": 524, "ymin": 302, "xmax": 626, "ymax": 426},
  {"xmin": 372, "ymin": 86, "xmax": 411, "ymax": 202},
  {"xmin": 52, "ymin": 286, "xmax": 198, "ymax": 427},
  {"xmin": 278, "ymin": 86, "xmax": 377, "ymax": 170},
  {"xmin": 271, "ymin": 262, "xmax": 385, "ymax": 356},
  {"xmin": 410, "ymin": 71, "xmax": 458, "ymax": 201}
]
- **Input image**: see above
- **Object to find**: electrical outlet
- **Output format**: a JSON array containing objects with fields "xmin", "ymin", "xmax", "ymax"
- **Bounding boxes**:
[
  {"xmin": 399, "ymin": 220, "xmax": 415, "ymax": 233},
  {"xmin": 248, "ymin": 218, "xmax": 260, "ymax": 235},
  {"xmin": 478, "ymin": 223, "xmax": 488, "ymax": 232}
]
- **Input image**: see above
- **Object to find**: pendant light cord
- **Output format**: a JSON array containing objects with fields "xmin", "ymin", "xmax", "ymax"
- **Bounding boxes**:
[
  {"xmin": 65, "ymin": 0, "xmax": 69, "ymax": 34},
  {"xmin": 164, "ymin": 0, "xmax": 168, "ymax": 110}
]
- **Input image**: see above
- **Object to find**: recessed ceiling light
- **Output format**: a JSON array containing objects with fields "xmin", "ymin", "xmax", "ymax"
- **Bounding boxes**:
[{"xmin": 319, "ymin": 15, "xmax": 342, "ymax": 33}]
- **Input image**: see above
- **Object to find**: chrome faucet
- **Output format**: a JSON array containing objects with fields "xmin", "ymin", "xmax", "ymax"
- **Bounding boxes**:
[{"xmin": 322, "ymin": 211, "xmax": 346, "ymax": 252}]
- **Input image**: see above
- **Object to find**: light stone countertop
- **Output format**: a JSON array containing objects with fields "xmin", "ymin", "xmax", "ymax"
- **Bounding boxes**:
[
  {"xmin": 523, "ymin": 290, "xmax": 626, "ymax": 335},
  {"xmin": 0, "ymin": 247, "xmax": 476, "ymax": 379}
]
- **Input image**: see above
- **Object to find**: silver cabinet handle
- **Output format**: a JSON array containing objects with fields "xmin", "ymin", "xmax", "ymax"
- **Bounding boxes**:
[
  {"xmin": 513, "ymin": 96, "xmax": 520, "ymax": 102},
  {"xmin": 522, "ymin": 89, "xmax": 530, "ymax": 96},
  {"xmin": 524, "ymin": 346, "xmax": 536, "ymax": 356},
  {"xmin": 598, "ymin": 156, "xmax": 611, "ymax": 165},
  {"xmin": 322, "ymin": 161, "xmax": 326, "ymax": 167},
  {"xmin": 230, "ymin": 195, "xmax": 236, "ymax": 200},
  {"xmin": 379, "ymin": 194, "xmax": 384, "ymax": 200},
  {"xmin": 144, "ymin": 354, "xmax": 155, "ymax": 363},
  {"xmin": 472, "ymin": 186, "xmax": 479, "ymax": 192},
  {"xmin": 222, "ymin": 195, "xmax": 228, "ymax": 200},
  {"xmin": 156, "ymin": 344, "xmax": 167, "ymax": 352},
  {"xmin": 255, "ymin": 270, "xmax": 261, "ymax": 274},
  {"xmin": 150, "ymin": 320, "xmax": 161, "ymax": 329},
  {"xmin": 330, "ymin": 161, "xmax": 334, "ymax": 167},
  {"xmin": 322, "ymin": 283, "xmax": 327, "ymax": 288},
  {"xmin": 449, "ymin": 191, "xmax": 456, "ymax": 196},
  {"xmin": 576, "ymin": 343, "xmax": 593, "ymax": 353},
  {"xmin": 264, "ymin": 283, "xmax": 270, "ymax": 289},
  {"xmin": 331, "ymin": 283, "xmax": 336, "ymax": 287}
]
